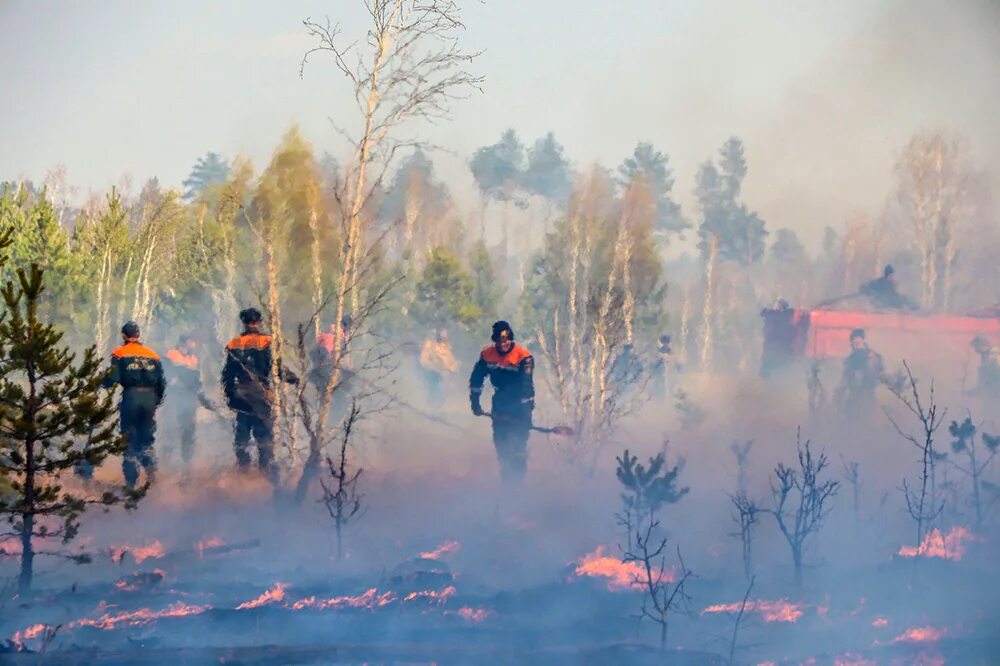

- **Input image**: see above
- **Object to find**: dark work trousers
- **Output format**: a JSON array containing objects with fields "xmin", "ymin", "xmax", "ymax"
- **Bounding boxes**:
[
  {"xmin": 234, "ymin": 409, "xmax": 275, "ymax": 472},
  {"xmin": 491, "ymin": 410, "xmax": 531, "ymax": 485},
  {"xmin": 120, "ymin": 388, "xmax": 159, "ymax": 488},
  {"xmin": 176, "ymin": 402, "xmax": 197, "ymax": 464},
  {"xmin": 422, "ymin": 368, "xmax": 445, "ymax": 408}
]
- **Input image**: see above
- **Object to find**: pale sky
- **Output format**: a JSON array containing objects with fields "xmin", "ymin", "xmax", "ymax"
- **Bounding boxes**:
[{"xmin": 2, "ymin": 0, "xmax": 999, "ymax": 249}]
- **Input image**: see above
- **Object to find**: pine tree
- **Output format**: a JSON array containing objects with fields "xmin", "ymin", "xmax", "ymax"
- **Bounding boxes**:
[
  {"xmin": 0, "ymin": 264, "xmax": 140, "ymax": 593},
  {"xmin": 182, "ymin": 152, "xmax": 230, "ymax": 201}
]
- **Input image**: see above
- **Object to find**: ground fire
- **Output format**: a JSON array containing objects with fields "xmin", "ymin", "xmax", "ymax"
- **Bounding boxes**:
[{"xmin": 1, "ymin": 1, "xmax": 999, "ymax": 664}]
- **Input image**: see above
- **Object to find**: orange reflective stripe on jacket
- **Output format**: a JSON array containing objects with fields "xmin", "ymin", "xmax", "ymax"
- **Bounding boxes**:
[
  {"xmin": 226, "ymin": 333, "xmax": 272, "ymax": 351},
  {"xmin": 480, "ymin": 344, "xmax": 531, "ymax": 369},
  {"xmin": 112, "ymin": 342, "xmax": 160, "ymax": 361},
  {"xmin": 166, "ymin": 348, "xmax": 198, "ymax": 369}
]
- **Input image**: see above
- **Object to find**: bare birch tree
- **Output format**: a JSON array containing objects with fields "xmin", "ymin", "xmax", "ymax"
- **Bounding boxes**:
[
  {"xmin": 297, "ymin": 0, "xmax": 481, "ymax": 498},
  {"xmin": 895, "ymin": 132, "xmax": 972, "ymax": 310}
]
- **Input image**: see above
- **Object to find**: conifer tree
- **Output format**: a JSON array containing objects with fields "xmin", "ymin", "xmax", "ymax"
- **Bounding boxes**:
[{"xmin": 0, "ymin": 263, "xmax": 140, "ymax": 593}]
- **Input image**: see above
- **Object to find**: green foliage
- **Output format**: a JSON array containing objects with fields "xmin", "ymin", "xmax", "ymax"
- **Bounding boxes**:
[
  {"xmin": 696, "ymin": 137, "xmax": 767, "ymax": 265},
  {"xmin": 618, "ymin": 142, "xmax": 686, "ymax": 237},
  {"xmin": 523, "ymin": 132, "xmax": 571, "ymax": 202},
  {"xmin": 469, "ymin": 240, "xmax": 503, "ymax": 325},
  {"xmin": 183, "ymin": 152, "xmax": 230, "ymax": 201},
  {"xmin": 949, "ymin": 417, "xmax": 977, "ymax": 454},
  {"xmin": 616, "ymin": 448, "xmax": 689, "ymax": 525},
  {"xmin": 470, "ymin": 129, "xmax": 526, "ymax": 204},
  {"xmin": 411, "ymin": 247, "xmax": 480, "ymax": 329},
  {"xmin": 0, "ymin": 264, "xmax": 140, "ymax": 592}
]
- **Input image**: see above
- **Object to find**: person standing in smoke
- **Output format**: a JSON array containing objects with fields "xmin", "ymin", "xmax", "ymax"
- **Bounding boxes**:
[
  {"xmin": 837, "ymin": 328, "xmax": 885, "ymax": 420},
  {"xmin": 469, "ymin": 321, "xmax": 535, "ymax": 485},
  {"xmin": 859, "ymin": 265, "xmax": 919, "ymax": 310},
  {"xmin": 164, "ymin": 334, "xmax": 211, "ymax": 466},
  {"xmin": 222, "ymin": 308, "xmax": 298, "ymax": 478},
  {"xmin": 651, "ymin": 334, "xmax": 680, "ymax": 401},
  {"xmin": 420, "ymin": 327, "xmax": 459, "ymax": 408},
  {"xmin": 103, "ymin": 321, "xmax": 166, "ymax": 488},
  {"xmin": 969, "ymin": 336, "xmax": 1000, "ymax": 407}
]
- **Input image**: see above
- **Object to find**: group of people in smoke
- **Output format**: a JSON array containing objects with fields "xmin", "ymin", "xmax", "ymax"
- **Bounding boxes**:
[
  {"xmin": 94, "ymin": 311, "xmax": 540, "ymax": 489},
  {"xmin": 93, "ymin": 261, "xmax": 1000, "ymax": 489},
  {"xmin": 759, "ymin": 264, "xmax": 1000, "ymax": 418}
]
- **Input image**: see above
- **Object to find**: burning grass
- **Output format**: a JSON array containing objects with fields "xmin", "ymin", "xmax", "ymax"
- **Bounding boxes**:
[
  {"xmin": 570, "ymin": 545, "xmax": 674, "ymax": 591},
  {"xmin": 105, "ymin": 540, "xmax": 166, "ymax": 564},
  {"xmin": 897, "ymin": 526, "xmax": 980, "ymax": 561},
  {"xmin": 701, "ymin": 598, "xmax": 805, "ymax": 623},
  {"xmin": 235, "ymin": 582, "xmax": 287, "ymax": 610},
  {"xmin": 891, "ymin": 625, "xmax": 946, "ymax": 644},
  {"xmin": 419, "ymin": 539, "xmax": 461, "ymax": 560}
]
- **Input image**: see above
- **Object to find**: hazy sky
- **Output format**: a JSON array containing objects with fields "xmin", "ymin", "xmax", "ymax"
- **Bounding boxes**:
[{"xmin": 2, "ymin": 0, "xmax": 998, "ymax": 248}]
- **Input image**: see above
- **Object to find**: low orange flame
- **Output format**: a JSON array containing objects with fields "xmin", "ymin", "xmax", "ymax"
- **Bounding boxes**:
[
  {"xmin": 420, "ymin": 540, "xmax": 461, "ymax": 560},
  {"xmin": 107, "ymin": 540, "xmax": 166, "ymax": 564},
  {"xmin": 898, "ymin": 526, "xmax": 979, "ymax": 561},
  {"xmin": 571, "ymin": 546, "xmax": 672, "ymax": 591},
  {"xmin": 833, "ymin": 653, "xmax": 876, "ymax": 666},
  {"xmin": 455, "ymin": 606, "xmax": 491, "ymax": 623},
  {"xmin": 196, "ymin": 537, "xmax": 225, "ymax": 557},
  {"xmin": 76, "ymin": 601, "xmax": 210, "ymax": 630},
  {"xmin": 10, "ymin": 623, "xmax": 47, "ymax": 648},
  {"xmin": 236, "ymin": 582, "xmax": 287, "ymax": 610},
  {"xmin": 403, "ymin": 585, "xmax": 456, "ymax": 604},
  {"xmin": 701, "ymin": 598, "xmax": 804, "ymax": 623},
  {"xmin": 892, "ymin": 626, "xmax": 946, "ymax": 644},
  {"xmin": 872, "ymin": 616, "xmax": 889, "ymax": 628},
  {"xmin": 291, "ymin": 587, "xmax": 396, "ymax": 611}
]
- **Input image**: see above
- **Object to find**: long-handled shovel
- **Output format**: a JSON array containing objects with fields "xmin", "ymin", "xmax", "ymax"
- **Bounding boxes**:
[{"xmin": 481, "ymin": 412, "xmax": 574, "ymax": 436}]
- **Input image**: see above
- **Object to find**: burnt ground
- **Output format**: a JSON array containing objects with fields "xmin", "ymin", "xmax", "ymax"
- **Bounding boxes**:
[{"xmin": 1, "ymin": 380, "xmax": 999, "ymax": 665}]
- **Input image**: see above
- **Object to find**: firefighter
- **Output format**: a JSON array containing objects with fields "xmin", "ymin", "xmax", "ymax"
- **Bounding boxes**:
[
  {"xmin": 838, "ymin": 328, "xmax": 885, "ymax": 418},
  {"xmin": 859, "ymin": 265, "xmax": 919, "ymax": 311},
  {"xmin": 420, "ymin": 327, "xmax": 459, "ymax": 408},
  {"xmin": 469, "ymin": 321, "xmax": 534, "ymax": 485},
  {"xmin": 651, "ymin": 334, "xmax": 680, "ymax": 401},
  {"xmin": 970, "ymin": 336, "xmax": 1000, "ymax": 403},
  {"xmin": 760, "ymin": 298, "xmax": 799, "ymax": 378},
  {"xmin": 164, "ymin": 334, "xmax": 210, "ymax": 465},
  {"xmin": 104, "ymin": 321, "xmax": 166, "ymax": 488},
  {"xmin": 222, "ymin": 308, "xmax": 298, "ymax": 477},
  {"xmin": 310, "ymin": 315, "xmax": 352, "ymax": 391}
]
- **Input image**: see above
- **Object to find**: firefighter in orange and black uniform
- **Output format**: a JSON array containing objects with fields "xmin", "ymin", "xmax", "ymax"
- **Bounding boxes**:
[
  {"xmin": 164, "ymin": 334, "xmax": 209, "ymax": 465},
  {"xmin": 104, "ymin": 321, "xmax": 166, "ymax": 488},
  {"xmin": 222, "ymin": 308, "xmax": 298, "ymax": 476},
  {"xmin": 469, "ymin": 321, "xmax": 535, "ymax": 484}
]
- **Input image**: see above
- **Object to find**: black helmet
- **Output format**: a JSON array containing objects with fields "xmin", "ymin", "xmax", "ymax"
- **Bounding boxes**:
[
  {"xmin": 884, "ymin": 264, "xmax": 895, "ymax": 277},
  {"xmin": 121, "ymin": 320, "xmax": 141, "ymax": 339},
  {"xmin": 239, "ymin": 307, "xmax": 263, "ymax": 325},
  {"xmin": 491, "ymin": 320, "xmax": 514, "ymax": 342},
  {"xmin": 850, "ymin": 328, "xmax": 866, "ymax": 340}
]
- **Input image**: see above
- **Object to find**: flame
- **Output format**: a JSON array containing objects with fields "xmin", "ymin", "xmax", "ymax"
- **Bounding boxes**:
[
  {"xmin": 872, "ymin": 616, "xmax": 889, "ymax": 628},
  {"xmin": 10, "ymin": 623, "xmax": 47, "ymax": 648},
  {"xmin": 196, "ymin": 537, "xmax": 225, "ymax": 556},
  {"xmin": 76, "ymin": 601, "xmax": 209, "ymax": 630},
  {"xmin": 290, "ymin": 587, "xmax": 396, "ymax": 611},
  {"xmin": 834, "ymin": 654, "xmax": 876, "ymax": 666},
  {"xmin": 571, "ymin": 546, "xmax": 672, "ymax": 591},
  {"xmin": 420, "ymin": 540, "xmax": 461, "ymax": 560},
  {"xmin": 403, "ymin": 585, "xmax": 456, "ymax": 604},
  {"xmin": 892, "ymin": 626, "xmax": 946, "ymax": 644},
  {"xmin": 701, "ymin": 598, "xmax": 804, "ymax": 623},
  {"xmin": 898, "ymin": 526, "xmax": 979, "ymax": 561},
  {"xmin": 456, "ymin": 606, "xmax": 491, "ymax": 623},
  {"xmin": 107, "ymin": 540, "xmax": 166, "ymax": 564},
  {"xmin": 236, "ymin": 582, "xmax": 287, "ymax": 610}
]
